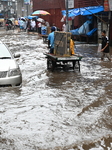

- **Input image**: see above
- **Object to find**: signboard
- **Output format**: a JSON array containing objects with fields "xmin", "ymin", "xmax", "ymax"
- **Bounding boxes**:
[
  {"xmin": 24, "ymin": 0, "xmax": 30, "ymax": 5},
  {"xmin": 104, "ymin": 0, "xmax": 110, "ymax": 11},
  {"xmin": 68, "ymin": 0, "xmax": 74, "ymax": 9},
  {"xmin": 0, "ymin": 5, "xmax": 3, "ymax": 11},
  {"xmin": 22, "ymin": 7, "xmax": 24, "ymax": 12},
  {"xmin": 10, "ymin": 8, "xmax": 14, "ymax": 14},
  {"xmin": 108, "ymin": 0, "xmax": 112, "ymax": 10},
  {"xmin": 104, "ymin": 0, "xmax": 112, "ymax": 11},
  {"xmin": 65, "ymin": 0, "xmax": 74, "ymax": 9}
]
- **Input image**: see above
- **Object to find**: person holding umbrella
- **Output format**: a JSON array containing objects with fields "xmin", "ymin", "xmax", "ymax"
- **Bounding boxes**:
[
  {"xmin": 37, "ymin": 21, "xmax": 42, "ymax": 34},
  {"xmin": 45, "ymin": 20, "xmax": 50, "ymax": 27},
  {"xmin": 48, "ymin": 26, "xmax": 56, "ymax": 54},
  {"xmin": 32, "ymin": 10, "xmax": 50, "ymax": 34}
]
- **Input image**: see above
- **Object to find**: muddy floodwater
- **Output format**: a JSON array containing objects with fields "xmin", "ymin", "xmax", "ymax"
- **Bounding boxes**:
[{"xmin": 0, "ymin": 29, "xmax": 112, "ymax": 150}]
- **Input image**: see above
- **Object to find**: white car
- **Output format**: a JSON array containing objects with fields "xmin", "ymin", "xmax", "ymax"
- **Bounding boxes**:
[{"xmin": 0, "ymin": 41, "xmax": 22, "ymax": 87}]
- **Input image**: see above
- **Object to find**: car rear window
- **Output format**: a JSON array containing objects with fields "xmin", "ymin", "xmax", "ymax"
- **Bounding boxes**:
[{"xmin": 0, "ymin": 43, "xmax": 11, "ymax": 58}]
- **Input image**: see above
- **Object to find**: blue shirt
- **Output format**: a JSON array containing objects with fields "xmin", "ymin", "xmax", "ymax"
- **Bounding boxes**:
[{"xmin": 48, "ymin": 32, "xmax": 54, "ymax": 48}]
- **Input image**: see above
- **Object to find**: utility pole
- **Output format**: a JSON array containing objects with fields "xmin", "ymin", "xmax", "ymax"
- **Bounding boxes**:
[
  {"xmin": 108, "ymin": 11, "xmax": 111, "ymax": 38},
  {"xmin": 27, "ymin": 4, "xmax": 28, "ymax": 16},
  {"xmin": 66, "ymin": 0, "xmax": 69, "ymax": 32},
  {"xmin": 22, "ymin": 0, "xmax": 24, "ymax": 17}
]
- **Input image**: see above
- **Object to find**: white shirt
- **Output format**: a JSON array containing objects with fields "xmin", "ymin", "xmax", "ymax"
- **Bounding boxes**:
[
  {"xmin": 38, "ymin": 22, "xmax": 42, "ymax": 27},
  {"xmin": 31, "ymin": 20, "xmax": 36, "ymax": 28},
  {"xmin": 45, "ymin": 21, "xmax": 50, "ymax": 27},
  {"xmin": 62, "ymin": 24, "xmax": 66, "ymax": 32}
]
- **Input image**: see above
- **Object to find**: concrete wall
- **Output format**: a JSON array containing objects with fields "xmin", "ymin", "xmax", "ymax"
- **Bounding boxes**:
[{"xmin": 32, "ymin": 0, "xmax": 104, "ymax": 30}]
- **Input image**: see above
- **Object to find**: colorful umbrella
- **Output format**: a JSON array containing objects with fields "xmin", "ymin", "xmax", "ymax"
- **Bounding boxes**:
[{"xmin": 32, "ymin": 10, "xmax": 50, "ymax": 16}]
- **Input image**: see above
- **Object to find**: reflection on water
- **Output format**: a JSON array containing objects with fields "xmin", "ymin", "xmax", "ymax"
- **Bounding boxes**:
[{"xmin": 0, "ymin": 30, "xmax": 112, "ymax": 150}]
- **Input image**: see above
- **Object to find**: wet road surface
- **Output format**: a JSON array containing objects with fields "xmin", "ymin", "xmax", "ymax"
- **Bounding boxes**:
[{"xmin": 0, "ymin": 29, "xmax": 112, "ymax": 150}]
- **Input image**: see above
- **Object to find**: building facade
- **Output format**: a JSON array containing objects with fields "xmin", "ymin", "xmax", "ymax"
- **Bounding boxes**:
[
  {"xmin": 33, "ymin": 0, "xmax": 112, "ymax": 43},
  {"xmin": 0, "ymin": 0, "xmax": 31, "ymax": 18},
  {"xmin": 32, "ymin": 0, "xmax": 104, "ymax": 29},
  {"xmin": 32, "ymin": 0, "xmax": 65, "ymax": 29}
]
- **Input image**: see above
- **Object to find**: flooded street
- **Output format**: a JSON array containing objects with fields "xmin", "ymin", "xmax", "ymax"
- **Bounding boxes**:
[{"xmin": 0, "ymin": 29, "xmax": 112, "ymax": 150}]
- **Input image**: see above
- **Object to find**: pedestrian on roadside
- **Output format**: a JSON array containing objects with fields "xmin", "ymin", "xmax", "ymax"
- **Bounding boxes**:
[
  {"xmin": 26, "ymin": 19, "xmax": 31, "ymax": 33},
  {"xmin": 48, "ymin": 26, "xmax": 56, "ymax": 54},
  {"xmin": 41, "ymin": 22, "xmax": 47, "ymax": 35},
  {"xmin": 62, "ymin": 22, "xmax": 66, "ymax": 32},
  {"xmin": 70, "ymin": 34, "xmax": 75, "ymax": 55},
  {"xmin": 18, "ymin": 18, "xmax": 24, "ymax": 31},
  {"xmin": 24, "ymin": 19, "xmax": 27, "ymax": 31},
  {"xmin": 45, "ymin": 20, "xmax": 50, "ymax": 27},
  {"xmin": 100, "ymin": 30, "xmax": 111, "ymax": 61},
  {"xmin": 31, "ymin": 19, "xmax": 36, "ymax": 32},
  {"xmin": 15, "ymin": 19, "xmax": 19, "ymax": 28},
  {"xmin": 52, "ymin": 23, "xmax": 57, "ymax": 31},
  {"xmin": 38, "ymin": 21, "xmax": 42, "ymax": 34}
]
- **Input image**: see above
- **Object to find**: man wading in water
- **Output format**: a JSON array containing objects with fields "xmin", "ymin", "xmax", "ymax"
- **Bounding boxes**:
[
  {"xmin": 101, "ymin": 30, "xmax": 111, "ymax": 61},
  {"xmin": 48, "ymin": 26, "xmax": 56, "ymax": 54}
]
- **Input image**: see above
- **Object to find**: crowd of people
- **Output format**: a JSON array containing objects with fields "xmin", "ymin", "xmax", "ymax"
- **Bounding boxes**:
[
  {"xmin": 3, "ymin": 17, "xmax": 52, "ymax": 34},
  {"xmin": 3, "ymin": 17, "xmax": 111, "ymax": 61},
  {"xmin": 3, "ymin": 16, "xmax": 67, "ymax": 35}
]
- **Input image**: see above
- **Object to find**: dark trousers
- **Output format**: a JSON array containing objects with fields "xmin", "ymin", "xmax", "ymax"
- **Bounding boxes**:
[
  {"xmin": 50, "ymin": 48, "xmax": 54, "ymax": 54},
  {"xmin": 38, "ymin": 27, "xmax": 41, "ymax": 34}
]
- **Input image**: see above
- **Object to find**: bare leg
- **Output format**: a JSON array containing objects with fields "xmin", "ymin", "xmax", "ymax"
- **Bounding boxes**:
[
  {"xmin": 101, "ymin": 52, "xmax": 105, "ymax": 61},
  {"xmin": 106, "ymin": 53, "xmax": 111, "ymax": 61}
]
